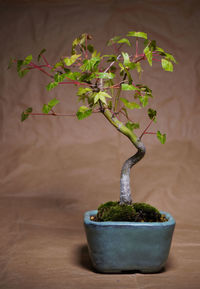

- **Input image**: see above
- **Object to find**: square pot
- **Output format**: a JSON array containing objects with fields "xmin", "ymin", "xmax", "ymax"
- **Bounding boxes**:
[{"xmin": 84, "ymin": 210, "xmax": 175, "ymax": 273}]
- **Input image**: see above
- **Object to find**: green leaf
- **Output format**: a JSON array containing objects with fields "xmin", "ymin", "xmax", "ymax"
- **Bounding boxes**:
[
  {"xmin": 95, "ymin": 72, "xmax": 115, "ymax": 79},
  {"xmin": 148, "ymin": 108, "xmax": 157, "ymax": 120},
  {"xmin": 42, "ymin": 98, "xmax": 60, "ymax": 114},
  {"xmin": 157, "ymin": 130, "xmax": 166, "ymax": 144},
  {"xmin": 121, "ymin": 83, "xmax": 137, "ymax": 90},
  {"xmin": 17, "ymin": 60, "xmax": 23, "ymax": 72},
  {"xmin": 138, "ymin": 94, "xmax": 149, "ymax": 107},
  {"xmin": 18, "ymin": 69, "xmax": 29, "ymax": 78},
  {"xmin": 127, "ymin": 31, "xmax": 147, "ymax": 39},
  {"xmin": 87, "ymin": 44, "xmax": 94, "ymax": 53},
  {"xmin": 125, "ymin": 121, "xmax": 140, "ymax": 131},
  {"xmin": 53, "ymin": 61, "xmax": 64, "ymax": 69},
  {"xmin": 46, "ymin": 82, "xmax": 58, "ymax": 91},
  {"xmin": 117, "ymin": 38, "xmax": 131, "ymax": 46},
  {"xmin": 122, "ymin": 52, "xmax": 130, "ymax": 66},
  {"xmin": 107, "ymin": 36, "xmax": 121, "ymax": 46},
  {"xmin": 63, "ymin": 54, "xmax": 81, "ymax": 66},
  {"xmin": 21, "ymin": 107, "xmax": 32, "ymax": 122},
  {"xmin": 38, "ymin": 49, "xmax": 47, "ymax": 62},
  {"xmin": 77, "ymin": 87, "xmax": 92, "ymax": 96},
  {"xmin": 94, "ymin": 91, "xmax": 112, "ymax": 105},
  {"xmin": 80, "ymin": 56, "xmax": 101, "ymax": 72},
  {"xmin": 161, "ymin": 58, "xmax": 173, "ymax": 71},
  {"xmin": 144, "ymin": 46, "xmax": 152, "ymax": 66},
  {"xmin": 23, "ymin": 54, "xmax": 32, "ymax": 65},
  {"xmin": 76, "ymin": 106, "xmax": 92, "ymax": 120},
  {"xmin": 165, "ymin": 53, "xmax": 177, "ymax": 64},
  {"xmin": 120, "ymin": 97, "xmax": 141, "ymax": 109}
]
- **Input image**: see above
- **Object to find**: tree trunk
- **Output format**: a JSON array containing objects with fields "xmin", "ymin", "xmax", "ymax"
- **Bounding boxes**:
[
  {"xmin": 120, "ymin": 140, "xmax": 145, "ymax": 204},
  {"xmin": 102, "ymin": 108, "xmax": 146, "ymax": 205}
]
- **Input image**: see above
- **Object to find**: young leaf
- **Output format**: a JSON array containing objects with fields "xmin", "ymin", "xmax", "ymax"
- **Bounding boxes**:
[
  {"xmin": 80, "ymin": 56, "xmax": 101, "ymax": 72},
  {"xmin": 122, "ymin": 52, "xmax": 130, "ymax": 66},
  {"xmin": 161, "ymin": 58, "xmax": 173, "ymax": 72},
  {"xmin": 94, "ymin": 91, "xmax": 112, "ymax": 104},
  {"xmin": 121, "ymin": 83, "xmax": 137, "ymax": 91},
  {"xmin": 46, "ymin": 82, "xmax": 58, "ymax": 91},
  {"xmin": 138, "ymin": 95, "xmax": 149, "ymax": 107},
  {"xmin": 157, "ymin": 131, "xmax": 166, "ymax": 144},
  {"xmin": 21, "ymin": 107, "xmax": 32, "ymax": 122},
  {"xmin": 127, "ymin": 31, "xmax": 147, "ymax": 39},
  {"xmin": 120, "ymin": 97, "xmax": 141, "ymax": 109},
  {"xmin": 23, "ymin": 54, "xmax": 32, "ymax": 65},
  {"xmin": 125, "ymin": 121, "xmax": 140, "ymax": 131},
  {"xmin": 76, "ymin": 106, "xmax": 92, "ymax": 120},
  {"xmin": 18, "ymin": 69, "xmax": 29, "ymax": 78},
  {"xmin": 144, "ymin": 46, "xmax": 152, "ymax": 66},
  {"xmin": 107, "ymin": 36, "xmax": 121, "ymax": 46},
  {"xmin": 38, "ymin": 49, "xmax": 47, "ymax": 62},
  {"xmin": 95, "ymin": 72, "xmax": 115, "ymax": 79},
  {"xmin": 42, "ymin": 98, "xmax": 60, "ymax": 114},
  {"xmin": 117, "ymin": 38, "xmax": 131, "ymax": 46},
  {"xmin": 63, "ymin": 54, "xmax": 81, "ymax": 66},
  {"xmin": 77, "ymin": 87, "xmax": 92, "ymax": 96}
]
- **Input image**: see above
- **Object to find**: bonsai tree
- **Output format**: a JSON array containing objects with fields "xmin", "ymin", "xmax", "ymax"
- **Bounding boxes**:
[{"xmin": 9, "ymin": 31, "xmax": 176, "ymax": 221}]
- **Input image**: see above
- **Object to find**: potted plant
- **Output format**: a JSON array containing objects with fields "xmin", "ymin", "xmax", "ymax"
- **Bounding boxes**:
[{"xmin": 9, "ymin": 31, "xmax": 176, "ymax": 273}]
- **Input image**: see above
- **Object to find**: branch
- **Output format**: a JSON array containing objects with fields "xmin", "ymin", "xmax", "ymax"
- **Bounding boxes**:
[{"xmin": 139, "ymin": 118, "xmax": 155, "ymax": 139}]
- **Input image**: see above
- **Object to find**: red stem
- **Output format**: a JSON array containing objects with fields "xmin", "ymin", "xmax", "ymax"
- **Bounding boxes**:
[{"xmin": 140, "ymin": 118, "xmax": 155, "ymax": 139}]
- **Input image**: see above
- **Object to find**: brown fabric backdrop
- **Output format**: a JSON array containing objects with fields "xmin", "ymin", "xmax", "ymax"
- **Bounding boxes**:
[{"xmin": 0, "ymin": 0, "xmax": 200, "ymax": 288}]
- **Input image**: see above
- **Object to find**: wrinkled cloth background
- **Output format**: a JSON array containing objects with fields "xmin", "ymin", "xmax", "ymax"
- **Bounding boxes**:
[{"xmin": 1, "ymin": 0, "xmax": 200, "ymax": 288}]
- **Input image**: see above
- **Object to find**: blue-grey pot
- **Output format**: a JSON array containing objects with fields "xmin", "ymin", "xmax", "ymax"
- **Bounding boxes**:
[{"xmin": 84, "ymin": 210, "xmax": 175, "ymax": 273}]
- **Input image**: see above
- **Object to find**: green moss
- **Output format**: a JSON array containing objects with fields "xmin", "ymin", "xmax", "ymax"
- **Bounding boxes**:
[
  {"xmin": 133, "ymin": 202, "xmax": 162, "ymax": 222},
  {"xmin": 95, "ymin": 201, "xmax": 165, "ymax": 222},
  {"xmin": 97, "ymin": 202, "xmax": 136, "ymax": 222}
]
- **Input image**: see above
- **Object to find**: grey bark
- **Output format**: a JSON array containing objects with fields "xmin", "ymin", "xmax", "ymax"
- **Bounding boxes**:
[{"xmin": 120, "ymin": 140, "xmax": 146, "ymax": 204}]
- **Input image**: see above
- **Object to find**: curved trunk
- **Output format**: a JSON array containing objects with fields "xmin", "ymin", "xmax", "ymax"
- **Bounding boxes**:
[
  {"xmin": 102, "ymin": 108, "xmax": 146, "ymax": 205},
  {"xmin": 120, "ymin": 140, "xmax": 145, "ymax": 204}
]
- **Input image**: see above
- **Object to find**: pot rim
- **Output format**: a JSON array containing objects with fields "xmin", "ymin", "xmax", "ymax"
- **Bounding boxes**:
[{"xmin": 84, "ymin": 210, "xmax": 175, "ymax": 227}]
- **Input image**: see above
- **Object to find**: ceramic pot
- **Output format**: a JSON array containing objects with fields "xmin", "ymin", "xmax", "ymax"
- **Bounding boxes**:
[{"xmin": 84, "ymin": 210, "xmax": 175, "ymax": 273}]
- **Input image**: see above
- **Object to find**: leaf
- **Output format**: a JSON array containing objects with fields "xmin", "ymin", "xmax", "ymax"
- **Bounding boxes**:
[
  {"xmin": 125, "ymin": 121, "xmax": 140, "ymax": 131},
  {"xmin": 38, "ymin": 49, "xmax": 47, "ymax": 62},
  {"xmin": 42, "ymin": 98, "xmax": 60, "ymax": 114},
  {"xmin": 117, "ymin": 38, "xmax": 131, "ymax": 46},
  {"xmin": 95, "ymin": 72, "xmax": 115, "ymax": 79},
  {"xmin": 107, "ymin": 36, "xmax": 121, "ymax": 46},
  {"xmin": 63, "ymin": 54, "xmax": 81, "ymax": 66},
  {"xmin": 127, "ymin": 31, "xmax": 147, "ymax": 39},
  {"xmin": 120, "ymin": 97, "xmax": 141, "ymax": 109},
  {"xmin": 165, "ymin": 53, "xmax": 177, "ymax": 64},
  {"xmin": 80, "ymin": 56, "xmax": 101, "ymax": 72},
  {"xmin": 76, "ymin": 106, "xmax": 92, "ymax": 120},
  {"xmin": 144, "ymin": 46, "xmax": 152, "ymax": 66},
  {"xmin": 87, "ymin": 44, "xmax": 94, "ymax": 53},
  {"xmin": 21, "ymin": 107, "xmax": 32, "ymax": 122},
  {"xmin": 46, "ymin": 81, "xmax": 58, "ymax": 91},
  {"xmin": 138, "ymin": 94, "xmax": 149, "ymax": 107},
  {"xmin": 122, "ymin": 52, "xmax": 130, "ymax": 66},
  {"xmin": 94, "ymin": 91, "xmax": 112, "ymax": 105},
  {"xmin": 18, "ymin": 69, "xmax": 29, "ymax": 78},
  {"xmin": 77, "ymin": 87, "xmax": 92, "ymax": 96},
  {"xmin": 157, "ymin": 130, "xmax": 166, "ymax": 144},
  {"xmin": 121, "ymin": 83, "xmax": 137, "ymax": 90},
  {"xmin": 53, "ymin": 61, "xmax": 64, "ymax": 69},
  {"xmin": 23, "ymin": 54, "xmax": 32, "ymax": 65},
  {"xmin": 161, "ymin": 58, "xmax": 173, "ymax": 71},
  {"xmin": 148, "ymin": 108, "xmax": 157, "ymax": 120}
]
